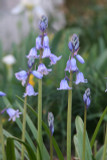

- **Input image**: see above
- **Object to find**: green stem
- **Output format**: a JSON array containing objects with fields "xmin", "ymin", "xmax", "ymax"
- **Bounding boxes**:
[
  {"xmin": 0, "ymin": 115, "xmax": 6, "ymax": 160},
  {"xmin": 21, "ymin": 96, "xmax": 27, "ymax": 160},
  {"xmin": 37, "ymin": 31, "xmax": 44, "ymax": 160},
  {"xmin": 50, "ymin": 132, "xmax": 53, "ymax": 160},
  {"xmin": 37, "ymin": 79, "xmax": 43, "ymax": 160},
  {"xmin": 102, "ymin": 124, "xmax": 107, "ymax": 160},
  {"xmin": 67, "ymin": 71, "xmax": 72, "ymax": 160},
  {"xmin": 94, "ymin": 141, "xmax": 97, "ymax": 157},
  {"xmin": 82, "ymin": 106, "xmax": 87, "ymax": 160}
]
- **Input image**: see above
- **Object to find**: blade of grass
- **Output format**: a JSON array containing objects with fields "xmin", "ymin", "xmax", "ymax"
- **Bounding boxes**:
[{"xmin": 90, "ymin": 106, "xmax": 107, "ymax": 148}]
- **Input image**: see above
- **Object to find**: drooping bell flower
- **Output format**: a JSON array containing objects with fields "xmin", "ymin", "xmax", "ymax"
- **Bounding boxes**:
[
  {"xmin": 26, "ymin": 47, "xmax": 39, "ymax": 59},
  {"xmin": 6, "ymin": 108, "xmax": 22, "ymax": 121},
  {"xmin": 71, "ymin": 57, "xmax": 78, "ymax": 71},
  {"xmin": 36, "ymin": 36, "xmax": 42, "ymax": 50},
  {"xmin": 57, "ymin": 79, "xmax": 72, "ymax": 90},
  {"xmin": 0, "ymin": 91, "xmax": 6, "ymax": 97},
  {"xmin": 23, "ymin": 83, "xmax": 38, "ymax": 97},
  {"xmin": 37, "ymin": 63, "xmax": 52, "ymax": 75},
  {"xmin": 49, "ymin": 54, "xmax": 62, "ymax": 65},
  {"xmin": 42, "ymin": 47, "xmax": 51, "ymax": 58},
  {"xmin": 31, "ymin": 70, "xmax": 43, "ymax": 79},
  {"xmin": 65, "ymin": 57, "xmax": 78, "ymax": 72},
  {"xmin": 75, "ymin": 72, "xmax": 87, "ymax": 85},
  {"xmin": 76, "ymin": 54, "xmax": 85, "ymax": 64},
  {"xmin": 28, "ymin": 57, "xmax": 35, "ymax": 68},
  {"xmin": 43, "ymin": 35, "xmax": 49, "ymax": 48},
  {"xmin": 15, "ymin": 70, "xmax": 28, "ymax": 86}
]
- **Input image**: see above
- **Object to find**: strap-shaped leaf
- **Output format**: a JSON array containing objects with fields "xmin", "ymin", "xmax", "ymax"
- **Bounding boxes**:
[
  {"xmin": 6, "ymin": 138, "xmax": 16, "ymax": 160},
  {"xmin": 74, "ymin": 116, "xmax": 92, "ymax": 160},
  {"xmin": 7, "ymin": 137, "xmax": 37, "ymax": 160}
]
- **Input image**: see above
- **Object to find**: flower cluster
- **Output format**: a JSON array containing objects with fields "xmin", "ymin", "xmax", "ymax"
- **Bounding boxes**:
[
  {"xmin": 83, "ymin": 88, "xmax": 91, "ymax": 108},
  {"xmin": 36, "ymin": 16, "xmax": 62, "ymax": 64},
  {"xmin": 48, "ymin": 112, "xmax": 54, "ymax": 135},
  {"xmin": 57, "ymin": 34, "xmax": 87, "ymax": 90},
  {"xmin": 15, "ymin": 15, "xmax": 62, "ymax": 96}
]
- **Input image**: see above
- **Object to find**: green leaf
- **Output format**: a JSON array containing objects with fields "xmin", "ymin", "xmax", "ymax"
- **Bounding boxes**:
[
  {"xmin": 95, "ymin": 146, "xmax": 104, "ymax": 160},
  {"xmin": 3, "ymin": 129, "xmax": 28, "ymax": 160},
  {"xmin": 6, "ymin": 138, "xmax": 16, "ymax": 160},
  {"xmin": 74, "ymin": 116, "xmax": 92, "ymax": 160},
  {"xmin": 17, "ymin": 95, "xmax": 64, "ymax": 160},
  {"xmin": 90, "ymin": 107, "xmax": 107, "ymax": 148},
  {"xmin": 102, "ymin": 125, "xmax": 107, "ymax": 160},
  {"xmin": 8, "ymin": 137, "xmax": 37, "ymax": 160}
]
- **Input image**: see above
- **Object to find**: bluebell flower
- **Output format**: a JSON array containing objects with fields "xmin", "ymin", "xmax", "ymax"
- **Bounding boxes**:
[
  {"xmin": 6, "ymin": 108, "xmax": 22, "ymax": 121},
  {"xmin": 42, "ymin": 47, "xmax": 51, "ymax": 58},
  {"xmin": 26, "ymin": 47, "xmax": 39, "ymax": 59},
  {"xmin": 0, "ymin": 91, "xmax": 6, "ymax": 97},
  {"xmin": 48, "ymin": 112, "xmax": 54, "ymax": 135},
  {"xmin": 31, "ymin": 70, "xmax": 43, "ymax": 79},
  {"xmin": 68, "ymin": 34, "xmax": 79, "ymax": 52},
  {"xmin": 76, "ymin": 54, "xmax": 85, "ymax": 64},
  {"xmin": 39, "ymin": 15, "xmax": 48, "ymax": 32},
  {"xmin": 24, "ymin": 84, "xmax": 38, "ymax": 97},
  {"xmin": 65, "ymin": 58, "xmax": 72, "ymax": 72},
  {"xmin": 15, "ymin": 70, "xmax": 28, "ymax": 86},
  {"xmin": 28, "ymin": 57, "xmax": 35, "ymax": 68},
  {"xmin": 71, "ymin": 57, "xmax": 78, "ymax": 71},
  {"xmin": 57, "ymin": 79, "xmax": 72, "ymax": 90},
  {"xmin": 83, "ymin": 88, "xmax": 91, "ymax": 108},
  {"xmin": 43, "ymin": 35, "xmax": 49, "ymax": 48},
  {"xmin": 65, "ymin": 57, "xmax": 78, "ymax": 72},
  {"xmin": 37, "ymin": 63, "xmax": 52, "ymax": 75},
  {"xmin": 68, "ymin": 41, "xmax": 73, "ymax": 52},
  {"xmin": 71, "ymin": 34, "xmax": 79, "ymax": 51},
  {"xmin": 75, "ymin": 72, "xmax": 87, "ymax": 85},
  {"xmin": 36, "ymin": 36, "xmax": 42, "ymax": 50},
  {"xmin": 49, "ymin": 54, "xmax": 62, "ymax": 65}
]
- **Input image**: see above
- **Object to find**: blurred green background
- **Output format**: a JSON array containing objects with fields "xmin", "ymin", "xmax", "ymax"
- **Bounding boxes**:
[{"xmin": 0, "ymin": 0, "xmax": 107, "ymax": 155}]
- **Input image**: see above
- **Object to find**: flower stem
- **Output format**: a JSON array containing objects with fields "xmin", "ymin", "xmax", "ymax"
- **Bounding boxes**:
[
  {"xmin": 21, "ymin": 95, "xmax": 27, "ymax": 160},
  {"xmin": 82, "ymin": 105, "xmax": 87, "ymax": 160},
  {"xmin": 67, "ymin": 71, "xmax": 72, "ymax": 160},
  {"xmin": 50, "ymin": 132, "xmax": 53, "ymax": 160},
  {"xmin": 0, "ymin": 115, "xmax": 6, "ymax": 160},
  {"xmin": 102, "ymin": 124, "xmax": 107, "ymax": 160},
  {"xmin": 37, "ymin": 31, "xmax": 44, "ymax": 160},
  {"xmin": 37, "ymin": 78, "xmax": 43, "ymax": 160}
]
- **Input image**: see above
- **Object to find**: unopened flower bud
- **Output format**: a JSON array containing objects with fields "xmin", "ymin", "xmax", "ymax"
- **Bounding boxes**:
[
  {"xmin": 48, "ymin": 112, "xmax": 54, "ymax": 135},
  {"xmin": 39, "ymin": 15, "xmax": 48, "ymax": 32}
]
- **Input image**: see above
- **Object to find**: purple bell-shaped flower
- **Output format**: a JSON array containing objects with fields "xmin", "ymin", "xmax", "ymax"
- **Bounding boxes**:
[
  {"xmin": 75, "ymin": 72, "xmax": 87, "ymax": 85},
  {"xmin": 15, "ymin": 70, "xmax": 28, "ymax": 86},
  {"xmin": 37, "ymin": 63, "xmax": 52, "ymax": 75},
  {"xmin": 6, "ymin": 108, "xmax": 22, "ymax": 121},
  {"xmin": 49, "ymin": 54, "xmax": 62, "ymax": 65},
  {"xmin": 24, "ymin": 84, "xmax": 38, "ymax": 97},
  {"xmin": 57, "ymin": 79, "xmax": 72, "ymax": 90}
]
